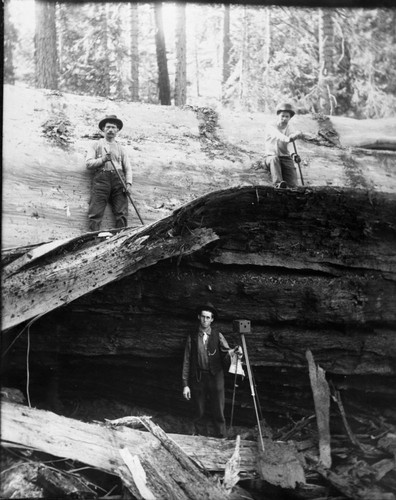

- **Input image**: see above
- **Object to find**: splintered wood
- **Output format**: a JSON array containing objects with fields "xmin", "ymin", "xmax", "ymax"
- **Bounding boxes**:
[
  {"xmin": 306, "ymin": 349, "xmax": 331, "ymax": 468},
  {"xmin": 1, "ymin": 401, "xmax": 252, "ymax": 499}
]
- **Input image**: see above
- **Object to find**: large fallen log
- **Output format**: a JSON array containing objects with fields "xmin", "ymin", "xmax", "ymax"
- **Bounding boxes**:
[
  {"xmin": 3, "ymin": 185, "xmax": 396, "ymax": 332},
  {"xmin": 3, "ymin": 185, "xmax": 396, "ymax": 423},
  {"xmin": 1, "ymin": 401, "xmax": 258, "ymax": 476},
  {"xmin": 3, "ymin": 85, "xmax": 396, "ymax": 248}
]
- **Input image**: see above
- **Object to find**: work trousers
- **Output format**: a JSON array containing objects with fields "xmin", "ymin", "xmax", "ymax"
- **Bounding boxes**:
[
  {"xmin": 191, "ymin": 370, "xmax": 226, "ymax": 438},
  {"xmin": 264, "ymin": 154, "xmax": 298, "ymax": 187},
  {"xmin": 88, "ymin": 170, "xmax": 128, "ymax": 232}
]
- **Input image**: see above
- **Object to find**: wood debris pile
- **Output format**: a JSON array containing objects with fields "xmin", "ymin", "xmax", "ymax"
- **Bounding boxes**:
[{"xmin": 1, "ymin": 385, "xmax": 395, "ymax": 500}]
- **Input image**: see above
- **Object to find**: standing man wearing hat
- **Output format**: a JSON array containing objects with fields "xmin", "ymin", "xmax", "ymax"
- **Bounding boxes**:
[
  {"xmin": 263, "ymin": 103, "xmax": 303, "ymax": 188},
  {"xmin": 86, "ymin": 115, "xmax": 132, "ymax": 232},
  {"xmin": 182, "ymin": 303, "xmax": 242, "ymax": 438}
]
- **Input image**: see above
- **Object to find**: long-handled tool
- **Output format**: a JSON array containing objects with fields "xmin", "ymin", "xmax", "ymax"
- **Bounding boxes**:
[
  {"xmin": 103, "ymin": 147, "xmax": 145, "ymax": 225},
  {"xmin": 233, "ymin": 319, "xmax": 265, "ymax": 452},
  {"xmin": 292, "ymin": 141, "xmax": 305, "ymax": 186}
]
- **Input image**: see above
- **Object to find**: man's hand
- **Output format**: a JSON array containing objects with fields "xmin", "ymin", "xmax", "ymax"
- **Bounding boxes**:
[
  {"xmin": 183, "ymin": 386, "xmax": 191, "ymax": 400},
  {"xmin": 230, "ymin": 346, "xmax": 243, "ymax": 359},
  {"xmin": 102, "ymin": 152, "xmax": 112, "ymax": 164},
  {"xmin": 289, "ymin": 131, "xmax": 303, "ymax": 142},
  {"xmin": 292, "ymin": 153, "xmax": 301, "ymax": 163},
  {"xmin": 126, "ymin": 182, "xmax": 132, "ymax": 195}
]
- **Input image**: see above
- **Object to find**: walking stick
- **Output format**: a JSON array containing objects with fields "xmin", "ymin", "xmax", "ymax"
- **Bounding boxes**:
[
  {"xmin": 292, "ymin": 141, "xmax": 305, "ymax": 186},
  {"xmin": 103, "ymin": 147, "xmax": 145, "ymax": 225},
  {"xmin": 233, "ymin": 320, "xmax": 265, "ymax": 452}
]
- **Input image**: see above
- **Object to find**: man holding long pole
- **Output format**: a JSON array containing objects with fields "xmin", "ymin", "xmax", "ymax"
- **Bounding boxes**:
[
  {"xmin": 262, "ymin": 103, "xmax": 304, "ymax": 188},
  {"xmin": 86, "ymin": 115, "xmax": 133, "ymax": 232}
]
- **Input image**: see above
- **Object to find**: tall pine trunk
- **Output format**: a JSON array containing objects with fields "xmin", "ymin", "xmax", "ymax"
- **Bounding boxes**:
[
  {"xmin": 154, "ymin": 2, "xmax": 171, "ymax": 105},
  {"xmin": 262, "ymin": 7, "xmax": 271, "ymax": 112},
  {"xmin": 174, "ymin": 3, "xmax": 187, "ymax": 106},
  {"xmin": 4, "ymin": 0, "xmax": 16, "ymax": 85},
  {"xmin": 34, "ymin": 0, "xmax": 58, "ymax": 90},
  {"xmin": 130, "ymin": 2, "xmax": 139, "ymax": 102},
  {"xmin": 318, "ymin": 8, "xmax": 335, "ymax": 115},
  {"xmin": 222, "ymin": 3, "xmax": 231, "ymax": 102},
  {"xmin": 239, "ymin": 6, "xmax": 249, "ymax": 107},
  {"xmin": 99, "ymin": 3, "xmax": 111, "ymax": 97}
]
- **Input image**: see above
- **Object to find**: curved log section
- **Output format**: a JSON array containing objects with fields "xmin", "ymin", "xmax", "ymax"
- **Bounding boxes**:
[{"xmin": 3, "ymin": 185, "xmax": 396, "ymax": 332}]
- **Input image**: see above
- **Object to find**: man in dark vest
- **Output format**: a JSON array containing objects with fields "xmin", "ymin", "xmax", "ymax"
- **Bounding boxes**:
[{"xmin": 182, "ymin": 303, "xmax": 242, "ymax": 438}]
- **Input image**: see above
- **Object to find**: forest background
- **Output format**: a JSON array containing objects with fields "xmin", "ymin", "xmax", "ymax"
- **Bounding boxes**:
[{"xmin": 4, "ymin": 0, "xmax": 396, "ymax": 119}]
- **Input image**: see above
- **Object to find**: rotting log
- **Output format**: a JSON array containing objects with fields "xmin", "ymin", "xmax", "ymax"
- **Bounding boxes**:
[{"xmin": 1, "ymin": 401, "xmax": 258, "ymax": 476}]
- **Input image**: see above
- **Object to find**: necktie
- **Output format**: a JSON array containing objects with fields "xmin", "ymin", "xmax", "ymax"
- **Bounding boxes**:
[{"xmin": 203, "ymin": 332, "xmax": 208, "ymax": 346}]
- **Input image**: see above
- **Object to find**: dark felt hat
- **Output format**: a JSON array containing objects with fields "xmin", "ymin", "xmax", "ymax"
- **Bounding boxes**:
[
  {"xmin": 196, "ymin": 302, "xmax": 217, "ymax": 320},
  {"xmin": 276, "ymin": 103, "xmax": 295, "ymax": 117},
  {"xmin": 98, "ymin": 115, "xmax": 123, "ymax": 131}
]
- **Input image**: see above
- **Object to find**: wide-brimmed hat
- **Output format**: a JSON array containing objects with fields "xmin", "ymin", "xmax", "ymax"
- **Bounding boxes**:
[
  {"xmin": 98, "ymin": 115, "xmax": 123, "ymax": 131},
  {"xmin": 276, "ymin": 103, "xmax": 295, "ymax": 117},
  {"xmin": 196, "ymin": 302, "xmax": 217, "ymax": 320}
]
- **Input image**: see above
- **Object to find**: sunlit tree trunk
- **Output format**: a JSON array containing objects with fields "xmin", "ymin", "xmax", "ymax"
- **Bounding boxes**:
[
  {"xmin": 239, "ymin": 6, "xmax": 248, "ymax": 108},
  {"xmin": 318, "ymin": 8, "xmax": 335, "ymax": 115},
  {"xmin": 222, "ymin": 3, "xmax": 231, "ymax": 101},
  {"xmin": 154, "ymin": 2, "xmax": 171, "ymax": 105},
  {"xmin": 194, "ymin": 27, "xmax": 200, "ymax": 98},
  {"xmin": 174, "ymin": 2, "xmax": 187, "ymax": 106},
  {"xmin": 262, "ymin": 7, "xmax": 271, "ymax": 112},
  {"xmin": 99, "ymin": 3, "xmax": 111, "ymax": 97},
  {"xmin": 34, "ymin": 0, "xmax": 58, "ymax": 90},
  {"xmin": 4, "ymin": 0, "xmax": 16, "ymax": 84},
  {"xmin": 130, "ymin": 2, "xmax": 139, "ymax": 101},
  {"xmin": 336, "ymin": 25, "xmax": 352, "ymax": 115}
]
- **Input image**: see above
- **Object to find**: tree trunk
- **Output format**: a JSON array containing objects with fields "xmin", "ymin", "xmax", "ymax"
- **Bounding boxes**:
[
  {"xmin": 130, "ymin": 2, "xmax": 139, "ymax": 101},
  {"xmin": 174, "ymin": 3, "xmax": 187, "ymax": 106},
  {"xmin": 239, "ymin": 6, "xmax": 248, "ymax": 106},
  {"xmin": 154, "ymin": 2, "xmax": 171, "ymax": 105},
  {"xmin": 4, "ymin": 0, "xmax": 16, "ymax": 85},
  {"xmin": 222, "ymin": 3, "xmax": 231, "ymax": 100},
  {"xmin": 99, "ymin": 3, "xmax": 110, "ymax": 97},
  {"xmin": 318, "ymin": 8, "xmax": 335, "ymax": 115},
  {"xmin": 262, "ymin": 7, "xmax": 271, "ymax": 112},
  {"xmin": 34, "ymin": 0, "xmax": 58, "ymax": 90}
]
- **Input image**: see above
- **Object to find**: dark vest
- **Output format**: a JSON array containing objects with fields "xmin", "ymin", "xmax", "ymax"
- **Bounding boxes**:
[{"xmin": 190, "ymin": 329, "xmax": 224, "ymax": 381}]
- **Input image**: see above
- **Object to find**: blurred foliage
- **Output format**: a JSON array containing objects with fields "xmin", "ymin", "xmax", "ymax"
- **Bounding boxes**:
[{"xmin": 5, "ymin": 1, "xmax": 396, "ymax": 118}]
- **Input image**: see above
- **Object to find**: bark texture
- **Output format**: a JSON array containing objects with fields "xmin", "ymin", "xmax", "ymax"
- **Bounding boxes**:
[{"xmin": 34, "ymin": 0, "xmax": 58, "ymax": 90}]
